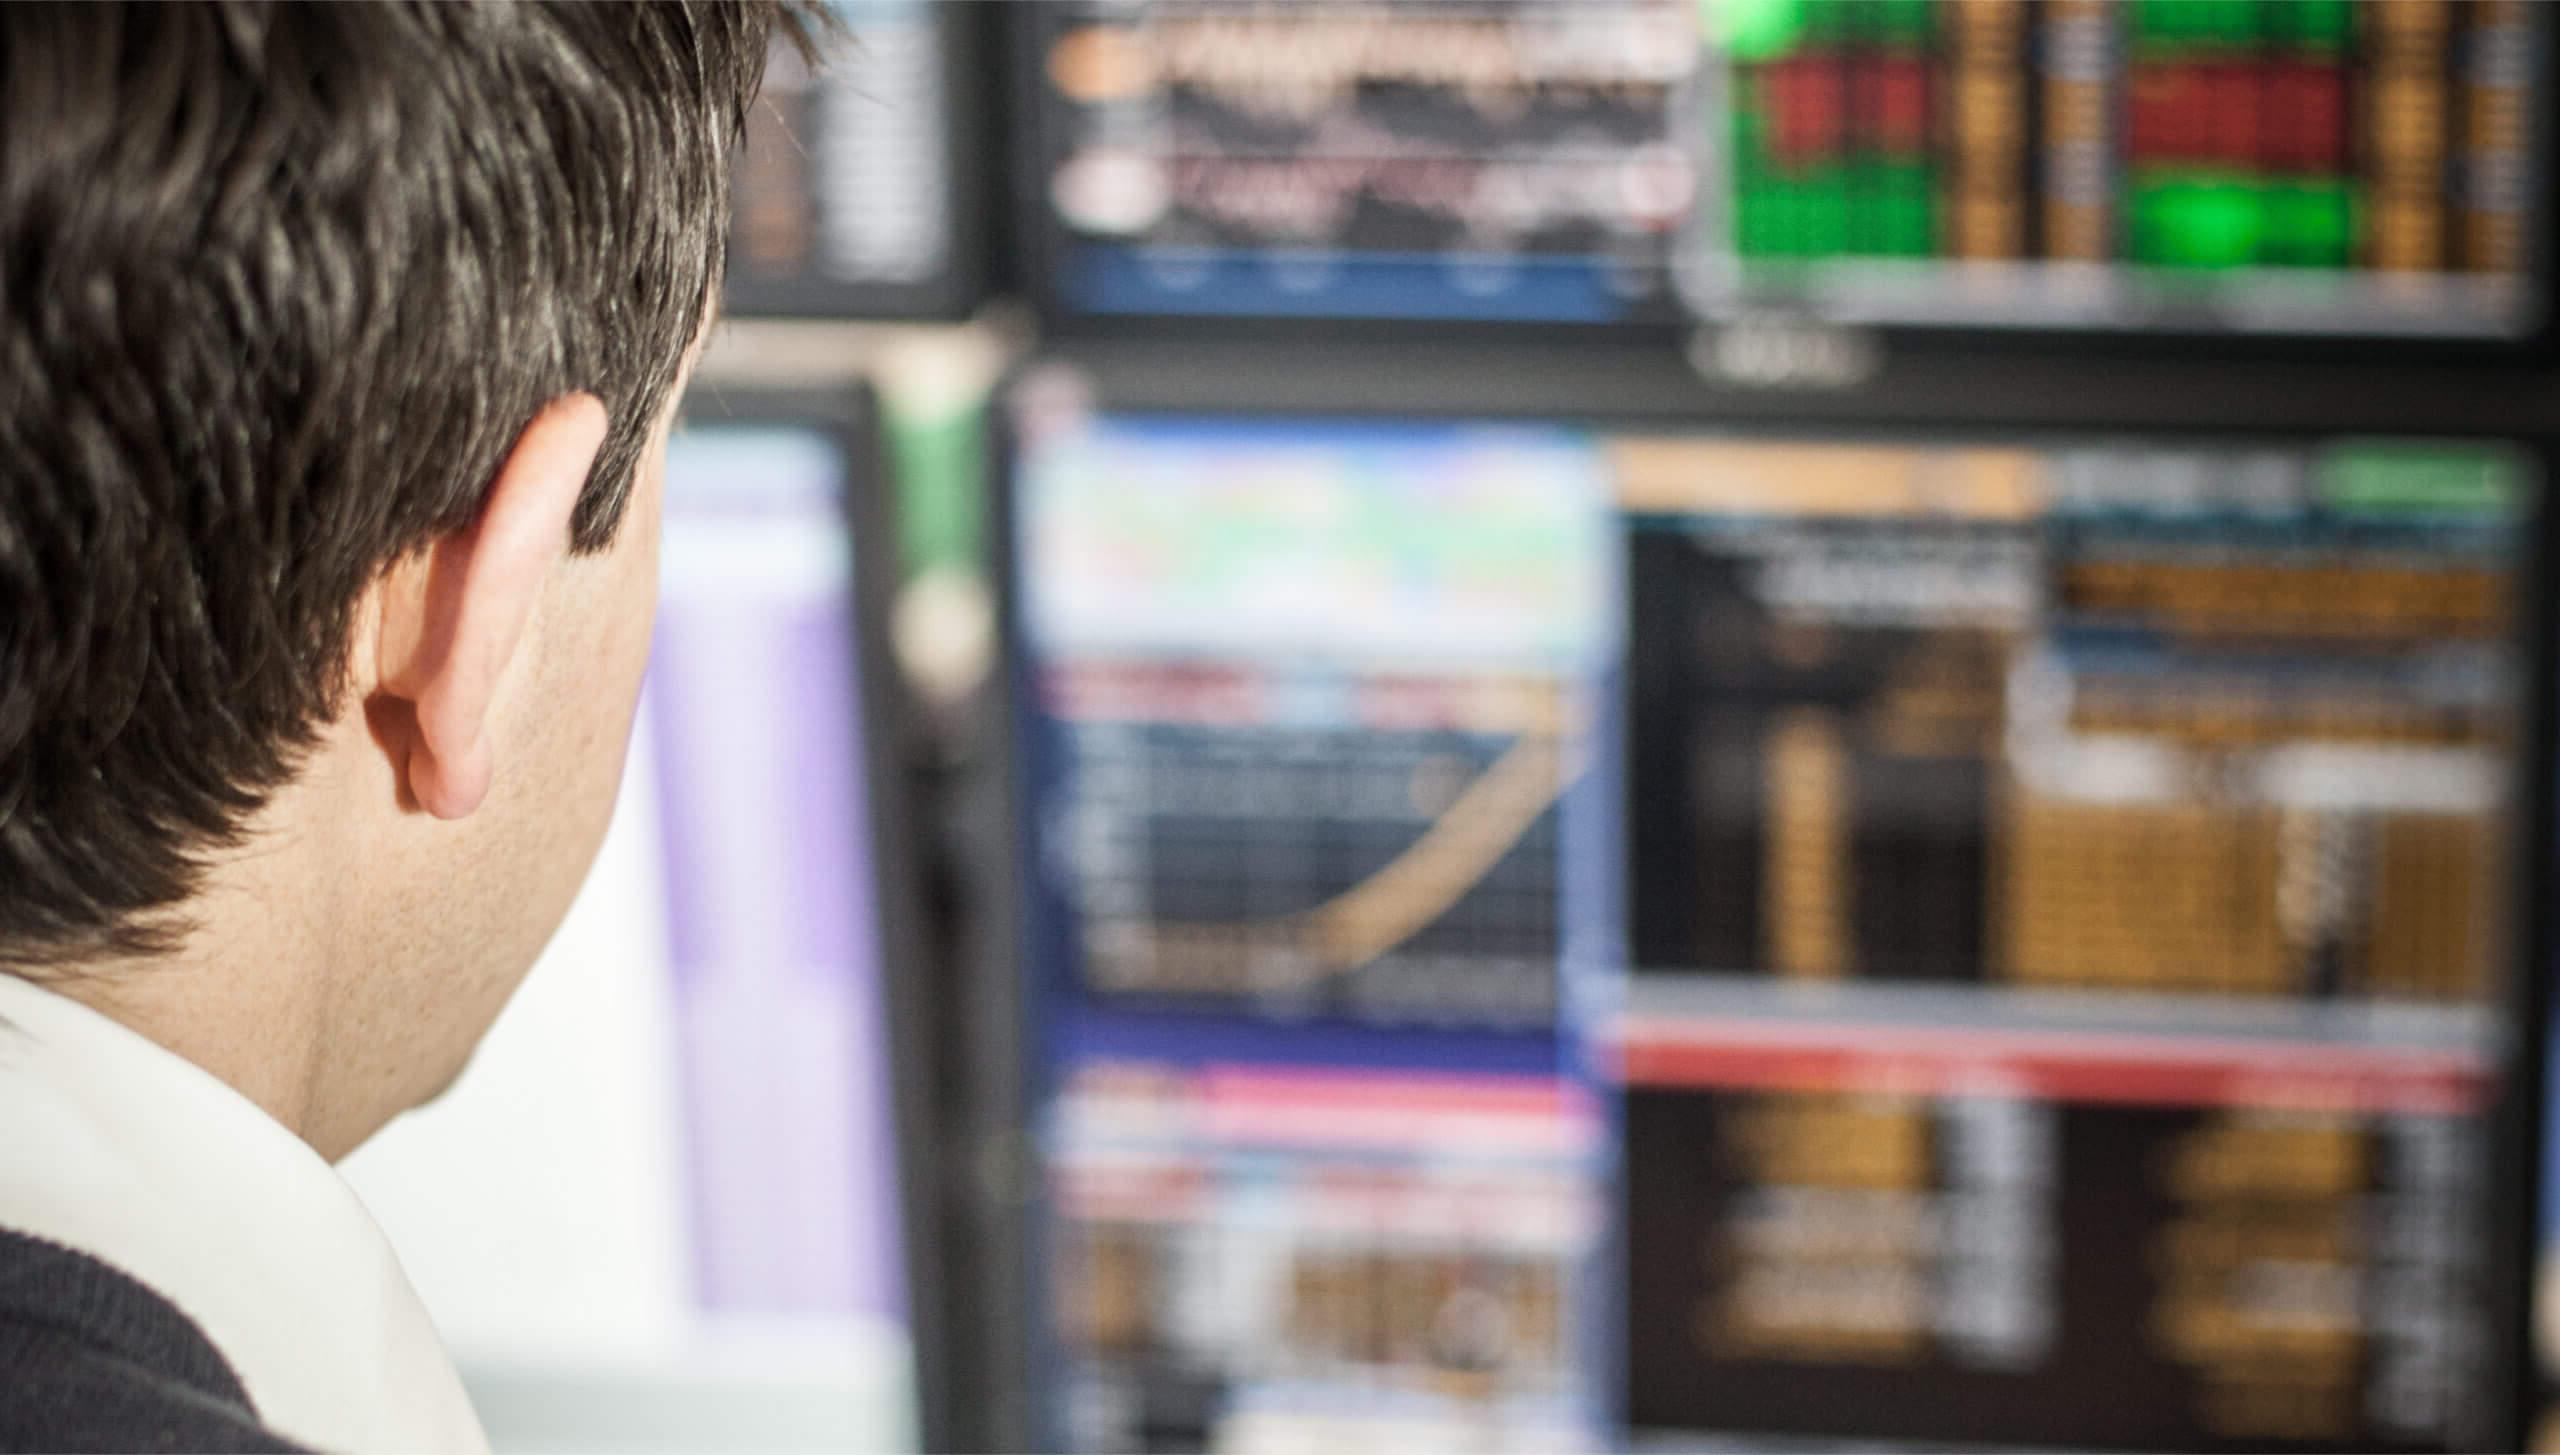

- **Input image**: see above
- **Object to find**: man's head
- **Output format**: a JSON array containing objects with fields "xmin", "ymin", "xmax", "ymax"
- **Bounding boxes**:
[{"xmin": 0, "ymin": 1, "xmax": 798, "ymax": 1153}]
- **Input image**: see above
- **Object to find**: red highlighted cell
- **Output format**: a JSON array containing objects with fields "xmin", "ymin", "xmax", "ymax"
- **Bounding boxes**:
[
  {"xmin": 1768, "ymin": 54, "xmax": 1849, "ymax": 165},
  {"xmin": 2265, "ymin": 62, "xmax": 2346, "ymax": 170},
  {"xmin": 2129, "ymin": 64, "xmax": 2211, "ymax": 161},
  {"xmin": 2207, "ymin": 62, "xmax": 2264, "ymax": 165},
  {"xmin": 1873, "ymin": 55, "xmax": 1931, "ymax": 155}
]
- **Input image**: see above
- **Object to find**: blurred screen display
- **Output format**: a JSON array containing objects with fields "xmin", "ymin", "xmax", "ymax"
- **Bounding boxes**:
[
  {"xmin": 1025, "ymin": 0, "xmax": 1700, "ymax": 323},
  {"xmin": 1625, "ymin": 435, "xmax": 2518, "ymax": 995},
  {"xmin": 1046, "ymin": 1064, "xmax": 1609, "ymax": 1454},
  {"xmin": 1626, "ymin": 1085, "xmax": 2482, "ymax": 1451},
  {"xmin": 653, "ymin": 425, "xmax": 909, "ymax": 1329},
  {"xmin": 1023, "ymin": 0, "xmax": 2548, "ymax": 337},
  {"xmin": 1620, "ymin": 434, "xmax": 2520, "ymax": 1451},
  {"xmin": 1014, "ymin": 416, "xmax": 1624, "ymax": 1450},
  {"xmin": 1010, "ymin": 408, "xmax": 2534, "ymax": 1452},
  {"xmin": 1691, "ymin": 0, "xmax": 2544, "ymax": 335},
  {"xmin": 726, "ymin": 0, "xmax": 963, "ymax": 316},
  {"xmin": 1019, "ymin": 419, "xmax": 1615, "ymax": 1029}
]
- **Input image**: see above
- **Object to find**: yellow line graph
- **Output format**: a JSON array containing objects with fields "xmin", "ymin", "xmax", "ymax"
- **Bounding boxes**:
[{"xmin": 1108, "ymin": 734, "xmax": 1576, "ymax": 993}]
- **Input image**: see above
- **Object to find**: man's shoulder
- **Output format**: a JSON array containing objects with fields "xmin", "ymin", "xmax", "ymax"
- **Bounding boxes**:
[{"xmin": 0, "ymin": 1226, "xmax": 306, "ymax": 1454}]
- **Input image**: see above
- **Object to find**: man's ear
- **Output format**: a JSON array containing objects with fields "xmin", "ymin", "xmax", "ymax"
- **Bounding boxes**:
[{"xmin": 376, "ymin": 394, "xmax": 609, "ymax": 821}]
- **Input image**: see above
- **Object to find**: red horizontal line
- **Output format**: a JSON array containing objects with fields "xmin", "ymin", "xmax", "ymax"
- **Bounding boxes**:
[{"xmin": 1616, "ymin": 1019, "xmax": 2487, "ymax": 1113}]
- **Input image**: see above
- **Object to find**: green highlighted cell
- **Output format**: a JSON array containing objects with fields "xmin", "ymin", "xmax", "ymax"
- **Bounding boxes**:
[
  {"xmin": 2264, "ymin": 182, "xmax": 2355, "ymax": 268},
  {"xmin": 2274, "ymin": 0, "xmax": 2352, "ymax": 48},
  {"xmin": 1714, "ymin": 0, "xmax": 1810, "ymax": 60},
  {"xmin": 1837, "ymin": 0, "xmax": 1927, "ymax": 43},
  {"xmin": 1876, "ymin": 0, "xmax": 1932, "ymax": 44},
  {"xmin": 1735, "ymin": 189, "xmax": 1780, "ymax": 256},
  {"xmin": 2131, "ymin": 174, "xmax": 2267, "ymax": 269},
  {"xmin": 1799, "ymin": 0, "xmax": 1850, "ymax": 43},
  {"xmin": 1735, "ymin": 169, "xmax": 1856, "ymax": 257},
  {"xmin": 1729, "ymin": 91, "xmax": 1772, "ymax": 181},
  {"xmin": 2321, "ymin": 443, "xmax": 2527, "ymax": 519},
  {"xmin": 1878, "ymin": 192, "xmax": 1933, "ymax": 255},
  {"xmin": 1800, "ymin": 172, "xmax": 1851, "ymax": 254},
  {"xmin": 2134, "ymin": 0, "xmax": 2273, "ymax": 45},
  {"xmin": 1856, "ymin": 163, "xmax": 1935, "ymax": 256}
]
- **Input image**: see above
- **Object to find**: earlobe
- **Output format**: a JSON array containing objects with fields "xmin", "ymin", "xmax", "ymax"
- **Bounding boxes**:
[
  {"xmin": 378, "ymin": 393, "xmax": 609, "ymax": 821},
  {"xmin": 407, "ymin": 724, "xmax": 493, "ymax": 822}
]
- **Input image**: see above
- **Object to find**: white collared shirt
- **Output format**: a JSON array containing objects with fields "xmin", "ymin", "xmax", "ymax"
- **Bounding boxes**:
[{"xmin": 0, "ymin": 972, "xmax": 490, "ymax": 1455}]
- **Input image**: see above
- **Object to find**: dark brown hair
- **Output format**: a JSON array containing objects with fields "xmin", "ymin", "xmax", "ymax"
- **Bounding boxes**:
[{"xmin": 0, "ymin": 1, "xmax": 802, "ymax": 966}]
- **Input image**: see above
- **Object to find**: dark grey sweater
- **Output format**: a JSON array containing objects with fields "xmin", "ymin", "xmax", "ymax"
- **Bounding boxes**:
[{"xmin": 0, "ymin": 1226, "xmax": 306, "ymax": 1453}]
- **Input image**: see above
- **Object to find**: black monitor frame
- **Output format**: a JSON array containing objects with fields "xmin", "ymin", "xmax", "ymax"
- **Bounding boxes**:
[
  {"xmin": 669, "ymin": 377, "xmax": 955, "ymax": 1454},
  {"xmin": 1000, "ymin": 5, "xmax": 2560, "ymax": 367},
  {"xmin": 946, "ymin": 336, "xmax": 2559, "ymax": 1454}
]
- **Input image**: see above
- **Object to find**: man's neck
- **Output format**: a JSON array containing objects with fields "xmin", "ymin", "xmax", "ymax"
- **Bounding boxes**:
[
  {"xmin": 56, "ymin": 953, "xmax": 333, "ymax": 1152},
  {"xmin": 32, "ymin": 753, "xmax": 382, "ymax": 1160}
]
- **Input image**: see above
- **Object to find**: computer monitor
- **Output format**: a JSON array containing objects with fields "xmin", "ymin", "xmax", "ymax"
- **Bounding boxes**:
[
  {"xmin": 989, "ymin": 391, "xmax": 1625, "ymax": 1453},
  {"xmin": 974, "ymin": 358, "xmax": 2548, "ymax": 1453},
  {"xmin": 1012, "ymin": 0, "xmax": 2552, "ymax": 343},
  {"xmin": 724, "ymin": 1, "xmax": 987, "ymax": 319},
  {"xmin": 1617, "ymin": 427, "xmax": 2532, "ymax": 1451},
  {"xmin": 1013, "ymin": 0, "xmax": 1699, "ymax": 328},
  {"xmin": 1682, "ymin": 0, "xmax": 2551, "ymax": 339},
  {"xmin": 342, "ymin": 382, "xmax": 942, "ymax": 1453}
]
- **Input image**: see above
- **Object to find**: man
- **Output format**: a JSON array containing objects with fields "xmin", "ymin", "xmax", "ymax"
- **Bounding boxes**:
[{"xmin": 0, "ymin": 4, "xmax": 807, "ymax": 1449}]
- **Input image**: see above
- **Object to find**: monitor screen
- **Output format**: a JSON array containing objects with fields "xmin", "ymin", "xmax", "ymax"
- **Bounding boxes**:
[
  {"xmin": 1002, "ymin": 403, "xmax": 2537, "ymax": 1452},
  {"xmin": 344, "ymin": 406, "xmax": 919, "ymax": 1452},
  {"xmin": 1009, "ymin": 413, "xmax": 1625, "ymax": 1449},
  {"xmin": 1617, "ymin": 430, "xmax": 2525, "ymax": 1451},
  {"xmin": 1685, "ymin": 0, "xmax": 2547, "ymax": 337},
  {"xmin": 1017, "ymin": 0, "xmax": 2550, "ymax": 339},
  {"xmin": 650, "ymin": 423, "xmax": 907, "ymax": 1333},
  {"xmin": 726, "ymin": 0, "xmax": 978, "ymax": 318},
  {"xmin": 1020, "ymin": 0, "xmax": 1699, "ymax": 325}
]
